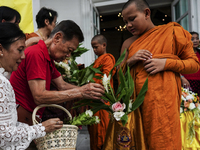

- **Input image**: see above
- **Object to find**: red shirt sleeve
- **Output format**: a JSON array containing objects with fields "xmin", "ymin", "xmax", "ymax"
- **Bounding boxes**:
[{"xmin": 25, "ymin": 48, "xmax": 48, "ymax": 81}]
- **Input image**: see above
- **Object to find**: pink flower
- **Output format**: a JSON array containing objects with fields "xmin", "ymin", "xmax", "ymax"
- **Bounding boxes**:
[
  {"xmin": 184, "ymin": 101, "xmax": 189, "ymax": 108},
  {"xmin": 112, "ymin": 102, "xmax": 126, "ymax": 112},
  {"xmin": 78, "ymin": 125, "xmax": 82, "ymax": 129},
  {"xmin": 188, "ymin": 99, "xmax": 193, "ymax": 103}
]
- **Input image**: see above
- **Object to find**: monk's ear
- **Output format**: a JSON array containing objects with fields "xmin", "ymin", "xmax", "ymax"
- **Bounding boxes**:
[
  {"xmin": 103, "ymin": 42, "xmax": 107, "ymax": 48},
  {"xmin": 144, "ymin": 8, "xmax": 151, "ymax": 19}
]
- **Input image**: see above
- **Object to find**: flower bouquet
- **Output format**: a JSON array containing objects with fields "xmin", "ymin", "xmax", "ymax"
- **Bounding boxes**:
[
  {"xmin": 68, "ymin": 109, "xmax": 100, "ymax": 127},
  {"xmin": 180, "ymin": 87, "xmax": 200, "ymax": 143},
  {"xmin": 181, "ymin": 87, "xmax": 200, "ymax": 113},
  {"xmin": 55, "ymin": 44, "xmax": 103, "ymax": 86},
  {"xmin": 74, "ymin": 50, "xmax": 148, "ymax": 126}
]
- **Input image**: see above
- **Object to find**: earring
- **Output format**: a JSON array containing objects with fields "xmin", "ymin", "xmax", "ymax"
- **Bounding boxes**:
[{"xmin": 0, "ymin": 54, "xmax": 3, "ymax": 56}]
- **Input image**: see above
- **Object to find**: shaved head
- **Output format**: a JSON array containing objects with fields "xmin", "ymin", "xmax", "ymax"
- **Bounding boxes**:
[
  {"xmin": 122, "ymin": 0, "xmax": 150, "ymax": 12},
  {"xmin": 91, "ymin": 34, "xmax": 107, "ymax": 45}
]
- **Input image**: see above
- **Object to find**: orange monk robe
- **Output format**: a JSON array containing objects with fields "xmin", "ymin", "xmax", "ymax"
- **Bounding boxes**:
[
  {"xmin": 127, "ymin": 22, "xmax": 199, "ymax": 150},
  {"xmin": 88, "ymin": 53, "xmax": 116, "ymax": 150},
  {"xmin": 25, "ymin": 32, "xmax": 38, "ymax": 40}
]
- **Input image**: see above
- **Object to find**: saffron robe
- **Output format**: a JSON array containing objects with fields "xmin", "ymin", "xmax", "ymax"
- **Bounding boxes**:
[
  {"xmin": 25, "ymin": 32, "xmax": 38, "ymax": 40},
  {"xmin": 130, "ymin": 22, "xmax": 199, "ymax": 150},
  {"xmin": 103, "ymin": 22, "xmax": 200, "ymax": 150},
  {"xmin": 88, "ymin": 53, "xmax": 116, "ymax": 150}
]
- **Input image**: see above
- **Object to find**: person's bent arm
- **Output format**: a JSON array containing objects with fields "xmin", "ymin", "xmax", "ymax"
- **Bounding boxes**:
[
  {"xmin": 28, "ymin": 79, "xmax": 104, "ymax": 105},
  {"xmin": 51, "ymin": 76, "xmax": 78, "ymax": 91},
  {"xmin": 163, "ymin": 26, "xmax": 200, "ymax": 74}
]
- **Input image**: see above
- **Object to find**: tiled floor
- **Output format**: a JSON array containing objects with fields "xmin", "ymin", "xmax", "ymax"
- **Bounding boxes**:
[{"xmin": 76, "ymin": 126, "xmax": 91, "ymax": 150}]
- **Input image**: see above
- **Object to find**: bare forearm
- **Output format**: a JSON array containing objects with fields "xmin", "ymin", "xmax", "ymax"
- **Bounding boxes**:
[
  {"xmin": 56, "ymin": 82, "xmax": 78, "ymax": 91},
  {"xmin": 34, "ymin": 87, "xmax": 82, "ymax": 105}
]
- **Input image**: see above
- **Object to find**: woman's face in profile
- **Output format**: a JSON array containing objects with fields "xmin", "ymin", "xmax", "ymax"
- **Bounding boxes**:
[
  {"xmin": 48, "ymin": 16, "xmax": 57, "ymax": 32},
  {"xmin": 1, "ymin": 38, "xmax": 25, "ymax": 72},
  {"xmin": 191, "ymin": 34, "xmax": 199, "ymax": 49}
]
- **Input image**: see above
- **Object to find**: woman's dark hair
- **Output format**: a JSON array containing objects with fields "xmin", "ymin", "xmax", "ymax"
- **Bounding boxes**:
[
  {"xmin": 0, "ymin": 6, "xmax": 21, "ymax": 23},
  {"xmin": 0, "ymin": 23, "xmax": 25, "ymax": 50},
  {"xmin": 50, "ymin": 20, "xmax": 84, "ymax": 43},
  {"xmin": 190, "ymin": 31, "xmax": 199, "ymax": 37},
  {"xmin": 190, "ymin": 31, "xmax": 200, "ymax": 52},
  {"xmin": 36, "ymin": 7, "xmax": 58, "ymax": 28}
]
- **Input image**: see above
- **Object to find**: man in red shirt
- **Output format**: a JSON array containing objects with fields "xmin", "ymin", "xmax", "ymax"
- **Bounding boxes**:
[{"xmin": 10, "ymin": 20, "xmax": 105, "ymax": 125}]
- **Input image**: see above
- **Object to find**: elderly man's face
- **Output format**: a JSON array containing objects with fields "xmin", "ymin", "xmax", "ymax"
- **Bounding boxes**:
[{"xmin": 52, "ymin": 36, "xmax": 79, "ymax": 62}]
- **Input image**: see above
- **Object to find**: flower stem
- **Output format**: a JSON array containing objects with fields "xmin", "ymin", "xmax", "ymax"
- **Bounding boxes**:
[{"xmin": 108, "ymin": 83, "xmax": 117, "ymax": 102}]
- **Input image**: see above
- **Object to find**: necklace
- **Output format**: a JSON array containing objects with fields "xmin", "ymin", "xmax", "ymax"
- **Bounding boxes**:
[{"xmin": 37, "ymin": 30, "xmax": 45, "ymax": 40}]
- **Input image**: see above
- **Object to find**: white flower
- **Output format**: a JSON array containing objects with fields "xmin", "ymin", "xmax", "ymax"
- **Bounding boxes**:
[
  {"xmin": 188, "ymin": 103, "xmax": 196, "ymax": 110},
  {"xmin": 85, "ymin": 110, "xmax": 93, "ymax": 117},
  {"xmin": 113, "ymin": 111, "xmax": 125, "ymax": 121},
  {"xmin": 102, "ymin": 74, "xmax": 111, "ymax": 93},
  {"xmin": 186, "ymin": 95, "xmax": 194, "ymax": 100},
  {"xmin": 197, "ymin": 104, "xmax": 200, "ymax": 110},
  {"xmin": 95, "ymin": 116, "xmax": 100, "ymax": 124},
  {"xmin": 181, "ymin": 95, "xmax": 186, "ymax": 101},
  {"xmin": 180, "ymin": 107, "xmax": 183, "ymax": 113},
  {"xmin": 128, "ymin": 99, "xmax": 133, "ymax": 113}
]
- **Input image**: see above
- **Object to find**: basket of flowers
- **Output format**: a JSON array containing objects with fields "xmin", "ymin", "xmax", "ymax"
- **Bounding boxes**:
[{"xmin": 32, "ymin": 104, "xmax": 100, "ymax": 150}]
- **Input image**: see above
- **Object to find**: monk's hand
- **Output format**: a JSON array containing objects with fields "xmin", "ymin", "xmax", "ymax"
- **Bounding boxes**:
[
  {"xmin": 80, "ymin": 83, "xmax": 105, "ymax": 100},
  {"xmin": 127, "ymin": 50, "xmax": 152, "ymax": 67},
  {"xmin": 143, "ymin": 58, "xmax": 166, "ymax": 74}
]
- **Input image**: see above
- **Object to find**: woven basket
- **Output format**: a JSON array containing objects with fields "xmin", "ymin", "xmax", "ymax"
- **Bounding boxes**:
[{"xmin": 32, "ymin": 104, "xmax": 78, "ymax": 150}]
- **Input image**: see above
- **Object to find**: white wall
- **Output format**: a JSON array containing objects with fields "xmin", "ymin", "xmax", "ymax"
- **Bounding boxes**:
[{"xmin": 36, "ymin": 0, "xmax": 96, "ymax": 67}]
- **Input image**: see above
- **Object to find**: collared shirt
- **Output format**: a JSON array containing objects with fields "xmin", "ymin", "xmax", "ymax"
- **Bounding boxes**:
[{"xmin": 10, "ymin": 40, "xmax": 60, "ymax": 116}]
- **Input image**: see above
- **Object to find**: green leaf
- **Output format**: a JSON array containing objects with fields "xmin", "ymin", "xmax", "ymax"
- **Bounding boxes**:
[
  {"xmin": 116, "ymin": 88, "xmax": 126, "ymax": 101},
  {"xmin": 110, "ymin": 49, "xmax": 126, "ymax": 76},
  {"xmin": 93, "ymin": 76, "xmax": 102, "ymax": 79},
  {"xmin": 71, "ymin": 43, "xmax": 89, "ymax": 60},
  {"xmin": 118, "ymin": 68, "xmax": 127, "ymax": 88},
  {"xmin": 121, "ymin": 114, "xmax": 128, "ymax": 126},
  {"xmin": 90, "ymin": 67, "xmax": 103, "ymax": 74},
  {"xmin": 80, "ymin": 68, "xmax": 92, "ymax": 85},
  {"xmin": 131, "ymin": 77, "xmax": 148, "ymax": 111},
  {"xmin": 104, "ymin": 92, "xmax": 115, "ymax": 103},
  {"xmin": 127, "ymin": 66, "xmax": 134, "ymax": 94},
  {"xmin": 91, "ymin": 105, "xmax": 112, "ymax": 114}
]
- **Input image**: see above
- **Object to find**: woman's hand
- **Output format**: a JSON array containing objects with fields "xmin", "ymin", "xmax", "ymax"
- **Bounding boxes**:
[
  {"xmin": 42, "ymin": 118, "xmax": 63, "ymax": 133},
  {"xmin": 181, "ymin": 76, "xmax": 190, "ymax": 88},
  {"xmin": 127, "ymin": 49, "xmax": 152, "ymax": 67}
]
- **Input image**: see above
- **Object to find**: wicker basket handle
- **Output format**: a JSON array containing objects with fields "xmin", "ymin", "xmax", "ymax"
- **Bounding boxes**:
[{"xmin": 32, "ymin": 104, "xmax": 72, "ymax": 125}]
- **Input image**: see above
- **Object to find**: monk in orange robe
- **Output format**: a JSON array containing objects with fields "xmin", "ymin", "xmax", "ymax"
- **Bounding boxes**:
[
  {"xmin": 103, "ymin": 0, "xmax": 200, "ymax": 150},
  {"xmin": 88, "ymin": 34, "xmax": 116, "ymax": 150}
]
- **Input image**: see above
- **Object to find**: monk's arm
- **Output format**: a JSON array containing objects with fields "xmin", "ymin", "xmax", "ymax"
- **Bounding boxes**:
[
  {"xmin": 164, "ymin": 57, "xmax": 200, "ymax": 74},
  {"xmin": 102, "ymin": 56, "xmax": 115, "ymax": 76},
  {"xmin": 164, "ymin": 26, "xmax": 200, "ymax": 74}
]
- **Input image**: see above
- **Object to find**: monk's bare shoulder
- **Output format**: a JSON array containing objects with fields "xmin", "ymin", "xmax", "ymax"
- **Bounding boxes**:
[{"xmin": 120, "ymin": 36, "xmax": 138, "ymax": 55}]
